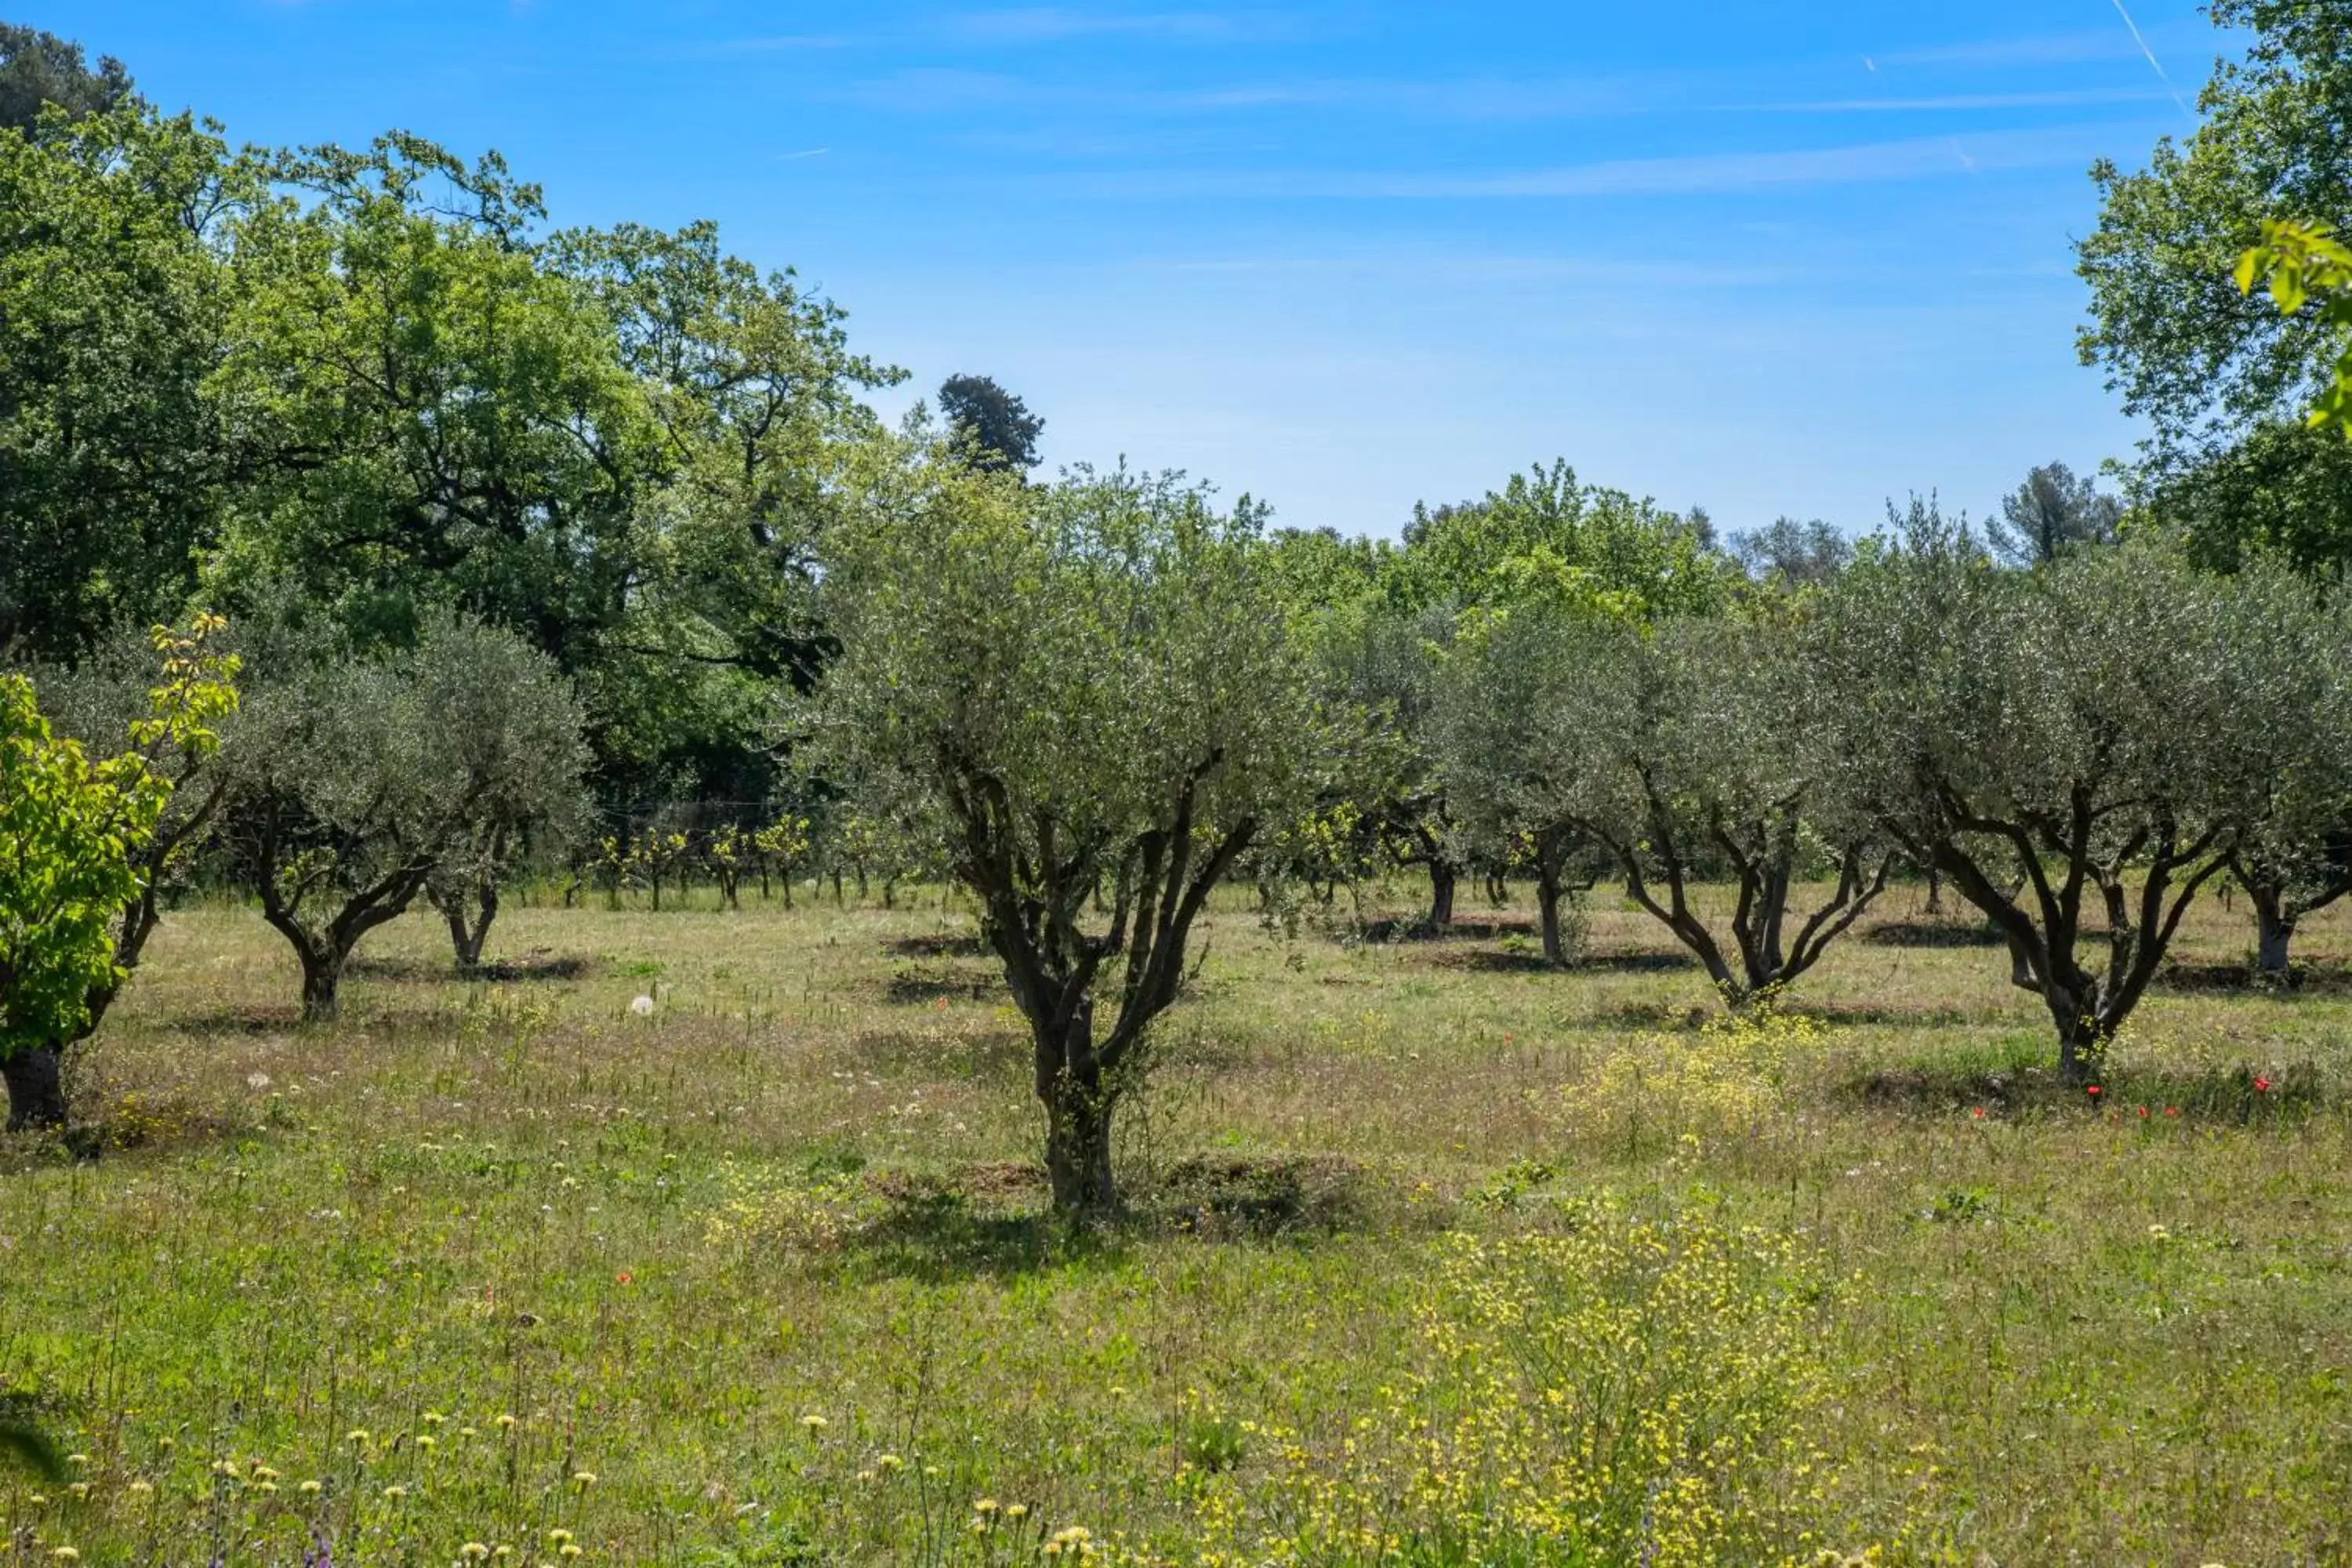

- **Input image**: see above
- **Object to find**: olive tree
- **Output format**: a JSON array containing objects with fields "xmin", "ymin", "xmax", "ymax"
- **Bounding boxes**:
[
  {"xmin": 223, "ymin": 615, "xmax": 587, "ymax": 1018},
  {"xmin": 420, "ymin": 632, "xmax": 590, "ymax": 971},
  {"xmin": 808, "ymin": 458, "xmax": 1319, "ymax": 1214},
  {"xmin": 1806, "ymin": 522, "xmax": 2345, "ymax": 1078},
  {"xmin": 1436, "ymin": 604, "xmax": 1888, "ymax": 996}
]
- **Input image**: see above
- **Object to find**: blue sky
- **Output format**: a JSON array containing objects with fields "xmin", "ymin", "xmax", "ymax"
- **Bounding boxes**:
[{"xmin": 44, "ymin": 0, "xmax": 2230, "ymax": 539}]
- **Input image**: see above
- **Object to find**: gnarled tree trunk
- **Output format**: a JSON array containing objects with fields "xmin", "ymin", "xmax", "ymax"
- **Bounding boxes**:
[
  {"xmin": 1426, "ymin": 860, "xmax": 1457, "ymax": 927},
  {"xmin": 431, "ymin": 877, "xmax": 500, "ymax": 973}
]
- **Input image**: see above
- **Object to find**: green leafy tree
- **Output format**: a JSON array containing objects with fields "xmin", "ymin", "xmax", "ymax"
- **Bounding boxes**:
[
  {"xmin": 2149, "ymin": 419, "xmax": 2352, "ymax": 575},
  {"xmin": 0, "ymin": 105, "xmax": 262, "ymax": 662},
  {"xmin": 938, "ymin": 372, "xmax": 1045, "ymax": 474},
  {"xmin": 2238, "ymin": 217, "xmax": 2352, "ymax": 436},
  {"xmin": 0, "ymin": 22, "xmax": 133, "ymax": 135},
  {"xmin": 1, "ymin": 623, "xmax": 235, "ymax": 1129},
  {"xmin": 809, "ymin": 456, "xmax": 1320, "ymax": 1214},
  {"xmin": 2078, "ymin": 0, "xmax": 2352, "ymax": 456},
  {"xmin": 1805, "ymin": 517, "xmax": 2345, "ymax": 1079},
  {"xmin": 221, "ymin": 615, "xmax": 586, "ymax": 1019},
  {"xmin": 550, "ymin": 220, "xmax": 902, "ymax": 800}
]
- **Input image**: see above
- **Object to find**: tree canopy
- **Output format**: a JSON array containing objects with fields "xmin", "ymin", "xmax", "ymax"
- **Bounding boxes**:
[{"xmin": 808, "ymin": 452, "xmax": 1320, "ymax": 1211}]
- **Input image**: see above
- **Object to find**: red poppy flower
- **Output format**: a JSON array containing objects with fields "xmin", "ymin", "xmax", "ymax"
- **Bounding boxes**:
[
  {"xmin": 2164, "ymin": 1106, "xmax": 2180, "ymax": 1117},
  {"xmin": 2256, "ymin": 1076, "xmax": 2274, "ymax": 1093},
  {"xmin": 2136, "ymin": 1105, "xmax": 2149, "ymax": 1118},
  {"xmin": 615, "ymin": 1271, "xmax": 634, "ymax": 1285},
  {"xmin": 2086, "ymin": 1085, "xmax": 2102, "ymax": 1098},
  {"xmin": 1969, "ymin": 1107, "xmax": 1986, "ymax": 1120}
]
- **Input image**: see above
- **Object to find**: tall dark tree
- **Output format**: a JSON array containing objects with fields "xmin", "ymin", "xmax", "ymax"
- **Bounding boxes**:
[
  {"xmin": 938, "ymin": 372, "xmax": 1045, "ymax": 474},
  {"xmin": 1987, "ymin": 462, "xmax": 2123, "ymax": 568},
  {"xmin": 0, "ymin": 23, "xmax": 132, "ymax": 136}
]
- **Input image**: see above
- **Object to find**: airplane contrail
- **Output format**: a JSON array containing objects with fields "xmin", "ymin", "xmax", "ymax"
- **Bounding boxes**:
[{"xmin": 2108, "ymin": 0, "xmax": 2194, "ymax": 120}]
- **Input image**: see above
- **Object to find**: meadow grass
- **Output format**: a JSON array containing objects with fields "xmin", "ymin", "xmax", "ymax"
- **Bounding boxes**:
[{"xmin": 6, "ymin": 881, "xmax": 2352, "ymax": 1565}]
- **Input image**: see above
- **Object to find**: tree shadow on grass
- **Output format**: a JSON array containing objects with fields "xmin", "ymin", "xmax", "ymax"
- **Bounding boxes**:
[
  {"xmin": 2152, "ymin": 961, "xmax": 2352, "ymax": 995},
  {"xmin": 1841, "ymin": 1059, "xmax": 2325, "ymax": 1121},
  {"xmin": 1357, "ymin": 916, "xmax": 1536, "ymax": 944},
  {"xmin": 884, "ymin": 932, "xmax": 985, "ymax": 959},
  {"xmin": 347, "ymin": 950, "xmax": 595, "ymax": 984},
  {"xmin": 880, "ymin": 967, "xmax": 1000, "ymax": 1004},
  {"xmin": 840, "ymin": 1154, "xmax": 1373, "ymax": 1281},
  {"xmin": 1861, "ymin": 920, "xmax": 2008, "ymax": 949},
  {"xmin": 163, "ymin": 1005, "xmax": 303, "ymax": 1037}
]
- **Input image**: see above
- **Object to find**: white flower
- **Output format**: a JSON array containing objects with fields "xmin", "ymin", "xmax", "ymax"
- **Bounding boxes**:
[
  {"xmin": 247, "ymin": 1072, "xmax": 271, "ymax": 1091},
  {"xmin": 629, "ymin": 996, "xmax": 655, "ymax": 1016}
]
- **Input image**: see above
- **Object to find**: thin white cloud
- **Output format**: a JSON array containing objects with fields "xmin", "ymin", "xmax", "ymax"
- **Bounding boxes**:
[
  {"xmin": 1746, "ymin": 87, "xmax": 2172, "ymax": 113},
  {"xmin": 949, "ymin": 9, "xmax": 1285, "ymax": 43},
  {"xmin": 1039, "ymin": 125, "xmax": 2143, "ymax": 201},
  {"xmin": 1876, "ymin": 31, "xmax": 2138, "ymax": 67}
]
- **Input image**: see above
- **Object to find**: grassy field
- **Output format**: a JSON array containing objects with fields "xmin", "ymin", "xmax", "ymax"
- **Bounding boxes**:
[{"xmin": 7, "ymin": 880, "xmax": 2352, "ymax": 1566}]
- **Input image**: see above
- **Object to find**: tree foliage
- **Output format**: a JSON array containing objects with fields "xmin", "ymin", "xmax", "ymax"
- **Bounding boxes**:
[
  {"xmin": 2078, "ymin": 0, "xmax": 2352, "ymax": 454},
  {"xmin": 0, "ymin": 106, "xmax": 260, "ymax": 662},
  {"xmin": 809, "ymin": 454, "xmax": 1319, "ymax": 1212},
  {"xmin": 1805, "ymin": 518, "xmax": 2347, "ymax": 1076},
  {"xmin": 221, "ymin": 615, "xmax": 587, "ymax": 1019},
  {"xmin": 1, "ymin": 621, "xmax": 237, "ymax": 1128}
]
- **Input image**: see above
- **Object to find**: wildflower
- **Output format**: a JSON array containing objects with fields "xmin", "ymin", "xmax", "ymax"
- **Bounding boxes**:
[
  {"xmin": 495, "ymin": 1415, "xmax": 518, "ymax": 1430},
  {"xmin": 64, "ymin": 1454, "xmax": 88, "ymax": 1467},
  {"xmin": 572, "ymin": 1471, "xmax": 597, "ymax": 1489},
  {"xmin": 347, "ymin": 1429, "xmax": 372, "ymax": 1447},
  {"xmin": 799, "ymin": 1414, "xmax": 827, "ymax": 1433},
  {"xmin": 381, "ymin": 1485, "xmax": 408, "ymax": 1501},
  {"xmin": 876, "ymin": 1453, "xmax": 903, "ymax": 1472},
  {"xmin": 1969, "ymin": 1107, "xmax": 1985, "ymax": 1119},
  {"xmin": 2256, "ymin": 1075, "xmax": 2274, "ymax": 1092},
  {"xmin": 1007, "ymin": 1504, "xmax": 1029, "ymax": 1520},
  {"xmin": 2149, "ymin": 1224, "xmax": 2172, "ymax": 1241},
  {"xmin": 418, "ymin": 1436, "xmax": 437, "ymax": 1451},
  {"xmin": 2165, "ymin": 1106, "xmax": 2180, "ymax": 1117},
  {"xmin": 975, "ymin": 1498, "xmax": 1001, "ymax": 1515},
  {"xmin": 560, "ymin": 1549, "xmax": 583, "ymax": 1562},
  {"xmin": 127, "ymin": 1480, "xmax": 153, "ymax": 1497},
  {"xmin": 547, "ymin": 1530, "xmax": 575, "ymax": 1546},
  {"xmin": 2086, "ymin": 1084, "xmax": 2102, "ymax": 1098},
  {"xmin": 2136, "ymin": 1105, "xmax": 2150, "ymax": 1118},
  {"xmin": 458, "ymin": 1427, "xmax": 478, "ymax": 1439},
  {"xmin": 614, "ymin": 1271, "xmax": 634, "ymax": 1286},
  {"xmin": 252, "ymin": 1465, "xmax": 281, "ymax": 1480},
  {"xmin": 630, "ymin": 996, "xmax": 655, "ymax": 1016},
  {"xmin": 50, "ymin": 1550, "xmax": 79, "ymax": 1563},
  {"xmin": 299, "ymin": 1480, "xmax": 323, "ymax": 1495},
  {"xmin": 247, "ymin": 1071, "xmax": 270, "ymax": 1091},
  {"xmin": 423, "ymin": 1413, "xmax": 445, "ymax": 1426},
  {"xmin": 462, "ymin": 1545, "xmax": 492, "ymax": 1561}
]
